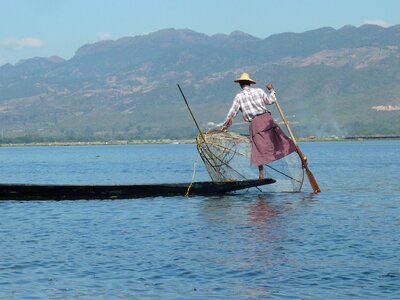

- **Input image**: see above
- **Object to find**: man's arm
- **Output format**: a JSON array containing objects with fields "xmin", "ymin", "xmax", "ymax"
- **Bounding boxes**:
[
  {"xmin": 264, "ymin": 83, "xmax": 277, "ymax": 104},
  {"xmin": 221, "ymin": 96, "xmax": 240, "ymax": 132}
]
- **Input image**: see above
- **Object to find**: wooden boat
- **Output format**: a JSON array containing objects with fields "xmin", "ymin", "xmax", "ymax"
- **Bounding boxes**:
[{"xmin": 0, "ymin": 178, "xmax": 275, "ymax": 200}]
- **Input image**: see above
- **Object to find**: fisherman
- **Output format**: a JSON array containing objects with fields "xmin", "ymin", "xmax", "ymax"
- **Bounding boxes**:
[{"xmin": 221, "ymin": 72, "xmax": 297, "ymax": 179}]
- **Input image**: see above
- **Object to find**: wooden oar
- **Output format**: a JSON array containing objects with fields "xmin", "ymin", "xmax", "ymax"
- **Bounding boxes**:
[{"xmin": 272, "ymin": 90, "xmax": 321, "ymax": 193}]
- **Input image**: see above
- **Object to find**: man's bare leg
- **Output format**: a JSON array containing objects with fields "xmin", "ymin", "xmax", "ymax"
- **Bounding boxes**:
[{"xmin": 258, "ymin": 165, "xmax": 264, "ymax": 179}]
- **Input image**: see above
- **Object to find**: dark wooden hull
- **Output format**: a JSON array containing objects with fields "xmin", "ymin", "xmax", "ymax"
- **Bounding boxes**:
[{"xmin": 0, "ymin": 178, "xmax": 275, "ymax": 200}]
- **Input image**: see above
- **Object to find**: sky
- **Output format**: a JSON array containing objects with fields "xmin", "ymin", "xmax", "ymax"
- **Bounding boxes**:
[{"xmin": 1, "ymin": 0, "xmax": 399, "ymax": 65}]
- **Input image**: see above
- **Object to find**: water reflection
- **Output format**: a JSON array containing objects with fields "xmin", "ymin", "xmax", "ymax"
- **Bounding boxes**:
[
  {"xmin": 248, "ymin": 196, "xmax": 279, "ymax": 224},
  {"xmin": 198, "ymin": 192, "xmax": 319, "ymax": 226},
  {"xmin": 194, "ymin": 193, "xmax": 319, "ymax": 298}
]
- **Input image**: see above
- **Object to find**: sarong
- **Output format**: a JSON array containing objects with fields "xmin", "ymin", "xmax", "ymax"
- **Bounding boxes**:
[{"xmin": 249, "ymin": 112, "xmax": 297, "ymax": 166}]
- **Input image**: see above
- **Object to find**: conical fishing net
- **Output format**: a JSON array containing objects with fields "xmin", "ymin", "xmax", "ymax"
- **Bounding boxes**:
[{"xmin": 197, "ymin": 130, "xmax": 304, "ymax": 192}]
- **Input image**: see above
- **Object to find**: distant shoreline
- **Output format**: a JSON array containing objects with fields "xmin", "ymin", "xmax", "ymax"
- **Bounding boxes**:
[
  {"xmin": 0, "ymin": 135, "xmax": 399, "ymax": 147},
  {"xmin": 298, "ymin": 135, "xmax": 400, "ymax": 142},
  {"xmin": 0, "ymin": 139, "xmax": 196, "ymax": 147},
  {"xmin": 342, "ymin": 135, "xmax": 400, "ymax": 140}
]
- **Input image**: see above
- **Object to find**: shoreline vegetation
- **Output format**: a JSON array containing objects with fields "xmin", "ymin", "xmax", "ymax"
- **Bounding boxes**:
[{"xmin": 0, "ymin": 135, "xmax": 399, "ymax": 147}]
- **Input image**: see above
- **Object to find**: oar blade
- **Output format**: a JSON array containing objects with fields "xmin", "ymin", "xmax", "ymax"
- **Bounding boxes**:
[{"xmin": 306, "ymin": 168, "xmax": 321, "ymax": 193}]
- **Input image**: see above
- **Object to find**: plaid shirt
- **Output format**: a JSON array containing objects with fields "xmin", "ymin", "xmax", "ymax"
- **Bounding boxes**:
[{"xmin": 225, "ymin": 87, "xmax": 276, "ymax": 123}]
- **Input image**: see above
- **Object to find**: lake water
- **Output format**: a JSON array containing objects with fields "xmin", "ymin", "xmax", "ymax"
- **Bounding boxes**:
[{"xmin": 0, "ymin": 141, "xmax": 399, "ymax": 299}]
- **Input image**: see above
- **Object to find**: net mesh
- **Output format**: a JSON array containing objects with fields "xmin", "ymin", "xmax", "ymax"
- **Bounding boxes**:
[{"xmin": 197, "ymin": 130, "xmax": 304, "ymax": 192}]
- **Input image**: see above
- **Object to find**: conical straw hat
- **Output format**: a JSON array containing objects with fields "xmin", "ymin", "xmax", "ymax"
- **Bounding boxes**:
[{"xmin": 234, "ymin": 72, "xmax": 256, "ymax": 84}]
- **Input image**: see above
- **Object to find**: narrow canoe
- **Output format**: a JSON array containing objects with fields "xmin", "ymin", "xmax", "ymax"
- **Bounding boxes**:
[{"xmin": 0, "ymin": 178, "xmax": 275, "ymax": 200}]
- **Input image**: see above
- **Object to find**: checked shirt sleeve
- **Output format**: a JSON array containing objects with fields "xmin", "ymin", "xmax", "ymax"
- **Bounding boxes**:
[{"xmin": 225, "ymin": 95, "xmax": 241, "ymax": 123}]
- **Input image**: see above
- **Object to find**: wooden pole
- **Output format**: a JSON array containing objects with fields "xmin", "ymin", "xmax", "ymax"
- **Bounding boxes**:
[
  {"xmin": 274, "ymin": 94, "xmax": 321, "ymax": 193},
  {"xmin": 177, "ymin": 84, "xmax": 208, "ymax": 144}
]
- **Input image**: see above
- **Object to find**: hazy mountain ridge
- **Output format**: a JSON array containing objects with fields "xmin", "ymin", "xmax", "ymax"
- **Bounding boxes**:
[
  {"xmin": 0, "ymin": 25, "xmax": 399, "ymax": 142},
  {"xmin": 276, "ymin": 46, "xmax": 400, "ymax": 69}
]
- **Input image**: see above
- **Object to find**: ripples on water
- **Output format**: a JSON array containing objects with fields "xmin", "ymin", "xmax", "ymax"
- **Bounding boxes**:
[{"xmin": 0, "ymin": 141, "xmax": 399, "ymax": 299}]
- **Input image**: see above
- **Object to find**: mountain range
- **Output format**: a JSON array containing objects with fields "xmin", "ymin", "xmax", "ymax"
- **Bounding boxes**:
[{"xmin": 0, "ymin": 24, "xmax": 399, "ymax": 142}]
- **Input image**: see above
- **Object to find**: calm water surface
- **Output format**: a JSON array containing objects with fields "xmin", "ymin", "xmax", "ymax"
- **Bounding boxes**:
[{"xmin": 0, "ymin": 141, "xmax": 399, "ymax": 299}]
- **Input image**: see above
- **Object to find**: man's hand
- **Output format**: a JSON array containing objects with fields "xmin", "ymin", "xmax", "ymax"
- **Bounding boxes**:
[
  {"xmin": 221, "ymin": 117, "xmax": 233, "ymax": 132},
  {"xmin": 266, "ymin": 83, "xmax": 274, "ymax": 91}
]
